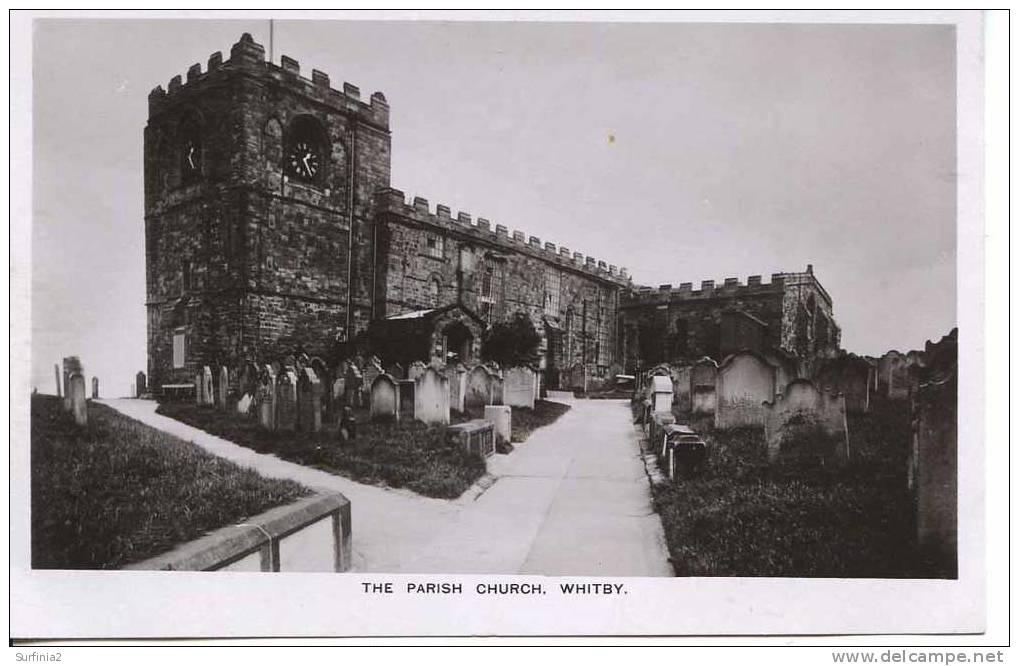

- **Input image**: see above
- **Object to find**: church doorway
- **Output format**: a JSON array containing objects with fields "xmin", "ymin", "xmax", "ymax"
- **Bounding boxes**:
[{"xmin": 442, "ymin": 320, "xmax": 473, "ymax": 365}]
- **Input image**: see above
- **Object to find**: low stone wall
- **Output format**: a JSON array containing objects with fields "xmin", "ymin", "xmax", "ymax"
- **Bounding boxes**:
[{"xmin": 125, "ymin": 492, "xmax": 352, "ymax": 572}]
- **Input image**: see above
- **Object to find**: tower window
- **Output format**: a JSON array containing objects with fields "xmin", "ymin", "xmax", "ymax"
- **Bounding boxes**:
[
  {"xmin": 543, "ymin": 267, "xmax": 561, "ymax": 316},
  {"xmin": 426, "ymin": 235, "xmax": 444, "ymax": 259},
  {"xmin": 428, "ymin": 278, "xmax": 440, "ymax": 307}
]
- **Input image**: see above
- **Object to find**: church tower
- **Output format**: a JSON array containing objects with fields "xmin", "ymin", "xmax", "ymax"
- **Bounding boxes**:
[{"xmin": 144, "ymin": 33, "xmax": 391, "ymax": 389}]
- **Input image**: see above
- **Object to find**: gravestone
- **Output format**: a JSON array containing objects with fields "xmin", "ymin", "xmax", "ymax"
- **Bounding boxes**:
[
  {"xmin": 671, "ymin": 364, "xmax": 692, "ymax": 413},
  {"xmin": 331, "ymin": 378, "xmax": 346, "ymax": 414},
  {"xmin": 63, "ymin": 356, "xmax": 82, "ymax": 411},
  {"xmin": 54, "ymin": 364, "xmax": 62, "ymax": 397},
  {"xmin": 310, "ymin": 357, "xmax": 330, "ymax": 416},
  {"xmin": 91, "ymin": 377, "xmax": 99, "ymax": 399},
  {"xmin": 484, "ymin": 405, "xmax": 512, "ymax": 446},
  {"xmin": 135, "ymin": 371, "xmax": 147, "ymax": 398},
  {"xmin": 202, "ymin": 366, "xmax": 214, "ymax": 407},
  {"xmin": 370, "ymin": 373, "xmax": 400, "ymax": 421},
  {"xmin": 503, "ymin": 367, "xmax": 536, "ymax": 409},
  {"xmin": 407, "ymin": 360, "xmax": 428, "ymax": 382},
  {"xmin": 276, "ymin": 369, "xmax": 298, "ymax": 432},
  {"xmin": 345, "ymin": 363, "xmax": 364, "ymax": 408},
  {"xmin": 715, "ymin": 352, "xmax": 777, "ymax": 429},
  {"xmin": 297, "ymin": 367, "xmax": 323, "ymax": 433},
  {"xmin": 217, "ymin": 366, "xmax": 229, "ymax": 410},
  {"xmin": 878, "ymin": 351, "xmax": 909, "ymax": 399},
  {"xmin": 492, "ymin": 375, "xmax": 504, "ymax": 405},
  {"xmin": 762, "ymin": 351, "xmax": 799, "ymax": 397},
  {"xmin": 362, "ymin": 360, "xmax": 382, "ymax": 405},
  {"xmin": 814, "ymin": 355, "xmax": 872, "ymax": 413},
  {"xmin": 650, "ymin": 375, "xmax": 673, "ymax": 414},
  {"xmin": 465, "ymin": 365, "xmax": 497, "ymax": 409},
  {"xmin": 69, "ymin": 373, "xmax": 88, "ymax": 426},
  {"xmin": 257, "ymin": 365, "xmax": 277, "ymax": 431},
  {"xmin": 690, "ymin": 358, "xmax": 718, "ymax": 415},
  {"xmin": 398, "ymin": 380, "xmax": 416, "ymax": 421},
  {"xmin": 194, "ymin": 371, "xmax": 205, "ymax": 404},
  {"xmin": 236, "ymin": 393, "xmax": 253, "ymax": 415},
  {"xmin": 444, "ymin": 363, "xmax": 467, "ymax": 413},
  {"xmin": 763, "ymin": 379, "xmax": 849, "ymax": 465},
  {"xmin": 414, "ymin": 367, "xmax": 450, "ymax": 425}
]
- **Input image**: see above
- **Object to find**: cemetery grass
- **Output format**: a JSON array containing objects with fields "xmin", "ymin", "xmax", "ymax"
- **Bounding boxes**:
[
  {"xmin": 456, "ymin": 400, "xmax": 572, "ymax": 443},
  {"xmin": 653, "ymin": 399, "xmax": 945, "ymax": 577},
  {"xmin": 30, "ymin": 394, "xmax": 311, "ymax": 569},
  {"xmin": 156, "ymin": 402, "xmax": 487, "ymax": 499}
]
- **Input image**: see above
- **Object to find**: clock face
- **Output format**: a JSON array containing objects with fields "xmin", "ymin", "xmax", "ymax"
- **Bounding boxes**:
[{"xmin": 288, "ymin": 140, "xmax": 320, "ymax": 181}]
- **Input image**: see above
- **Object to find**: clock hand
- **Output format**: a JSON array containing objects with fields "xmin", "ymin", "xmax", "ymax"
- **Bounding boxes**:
[
  {"xmin": 302, "ymin": 153, "xmax": 311, "ymax": 173},
  {"xmin": 187, "ymin": 146, "xmax": 195, "ymax": 169}
]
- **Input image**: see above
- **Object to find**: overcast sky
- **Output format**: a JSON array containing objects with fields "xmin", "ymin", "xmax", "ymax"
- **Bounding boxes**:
[{"xmin": 30, "ymin": 18, "xmax": 956, "ymax": 395}]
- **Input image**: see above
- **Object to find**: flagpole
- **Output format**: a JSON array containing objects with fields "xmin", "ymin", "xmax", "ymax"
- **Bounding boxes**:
[{"xmin": 269, "ymin": 18, "xmax": 274, "ymax": 63}]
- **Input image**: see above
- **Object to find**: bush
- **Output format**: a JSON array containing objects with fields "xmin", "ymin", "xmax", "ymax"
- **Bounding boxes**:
[{"xmin": 480, "ymin": 312, "xmax": 541, "ymax": 367}]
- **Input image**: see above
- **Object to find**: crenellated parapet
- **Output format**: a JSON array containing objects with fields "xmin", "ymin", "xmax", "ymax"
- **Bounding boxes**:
[
  {"xmin": 620, "ymin": 264, "xmax": 831, "ymax": 309},
  {"xmin": 375, "ymin": 187, "xmax": 630, "ymax": 286},
  {"xmin": 147, "ymin": 32, "xmax": 390, "ymax": 130}
]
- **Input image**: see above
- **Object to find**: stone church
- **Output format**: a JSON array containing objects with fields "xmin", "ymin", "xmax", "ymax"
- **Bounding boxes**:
[{"xmin": 145, "ymin": 33, "xmax": 840, "ymax": 392}]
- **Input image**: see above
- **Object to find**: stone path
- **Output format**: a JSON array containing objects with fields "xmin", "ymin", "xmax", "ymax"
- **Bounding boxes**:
[{"xmin": 103, "ymin": 397, "xmax": 672, "ymax": 577}]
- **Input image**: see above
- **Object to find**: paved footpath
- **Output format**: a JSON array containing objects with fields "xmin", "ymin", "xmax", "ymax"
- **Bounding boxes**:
[{"xmin": 103, "ymin": 398, "xmax": 672, "ymax": 577}]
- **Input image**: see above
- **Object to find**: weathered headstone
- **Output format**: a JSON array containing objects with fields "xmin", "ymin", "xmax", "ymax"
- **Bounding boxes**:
[
  {"xmin": 690, "ymin": 357, "xmax": 718, "ymax": 416},
  {"xmin": 465, "ymin": 364, "xmax": 497, "ymax": 408},
  {"xmin": 398, "ymin": 380, "xmax": 416, "ymax": 421},
  {"xmin": 484, "ymin": 405, "xmax": 512, "ymax": 446},
  {"xmin": 91, "ymin": 377, "xmax": 99, "ymax": 399},
  {"xmin": 54, "ymin": 364, "xmax": 62, "ymax": 397},
  {"xmin": 194, "ymin": 371, "xmax": 205, "ymax": 404},
  {"xmin": 362, "ymin": 360, "xmax": 381, "ymax": 405},
  {"xmin": 297, "ymin": 367, "xmax": 323, "ymax": 433},
  {"xmin": 276, "ymin": 369, "xmax": 298, "ymax": 432},
  {"xmin": 63, "ymin": 356, "xmax": 82, "ymax": 411},
  {"xmin": 763, "ymin": 379, "xmax": 849, "ymax": 465},
  {"xmin": 503, "ymin": 367, "xmax": 536, "ymax": 409},
  {"xmin": 257, "ymin": 365, "xmax": 277, "ymax": 431},
  {"xmin": 135, "ymin": 371, "xmax": 147, "ymax": 398},
  {"xmin": 879, "ymin": 350, "xmax": 909, "ymax": 399},
  {"xmin": 650, "ymin": 375, "xmax": 673, "ymax": 414},
  {"xmin": 814, "ymin": 354, "xmax": 872, "ymax": 413},
  {"xmin": 444, "ymin": 363, "xmax": 467, "ymax": 413},
  {"xmin": 199, "ymin": 366, "xmax": 213, "ymax": 406},
  {"xmin": 370, "ymin": 373, "xmax": 400, "ymax": 421},
  {"xmin": 414, "ymin": 367, "xmax": 450, "ymax": 425},
  {"xmin": 331, "ymin": 377, "xmax": 346, "ymax": 413},
  {"xmin": 217, "ymin": 366, "xmax": 229, "ymax": 410},
  {"xmin": 407, "ymin": 360, "xmax": 428, "ymax": 382},
  {"xmin": 345, "ymin": 363, "xmax": 365, "ymax": 408},
  {"xmin": 236, "ymin": 393, "xmax": 253, "ymax": 415},
  {"xmin": 69, "ymin": 373, "xmax": 87, "ymax": 426},
  {"xmin": 715, "ymin": 352, "xmax": 776, "ymax": 429},
  {"xmin": 671, "ymin": 364, "xmax": 692, "ymax": 413}
]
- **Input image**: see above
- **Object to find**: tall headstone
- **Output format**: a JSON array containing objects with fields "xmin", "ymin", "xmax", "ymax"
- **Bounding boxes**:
[
  {"xmin": 194, "ymin": 371, "xmax": 205, "ymax": 404},
  {"xmin": 297, "ymin": 367, "xmax": 323, "ymax": 433},
  {"xmin": 370, "ymin": 373, "xmax": 400, "ymax": 421},
  {"xmin": 650, "ymin": 375, "xmax": 673, "ymax": 414},
  {"xmin": 69, "ymin": 373, "xmax": 87, "ymax": 426},
  {"xmin": 503, "ymin": 367, "xmax": 536, "ymax": 409},
  {"xmin": 135, "ymin": 371, "xmax": 147, "ymax": 398},
  {"xmin": 345, "ymin": 363, "xmax": 364, "ymax": 407},
  {"xmin": 217, "ymin": 366, "xmax": 230, "ymax": 410},
  {"xmin": 202, "ymin": 366, "xmax": 214, "ymax": 406},
  {"xmin": 91, "ymin": 377, "xmax": 99, "ymax": 399},
  {"xmin": 414, "ymin": 367, "xmax": 450, "ymax": 425},
  {"xmin": 484, "ymin": 405, "xmax": 512, "ymax": 446},
  {"xmin": 54, "ymin": 364, "xmax": 62, "ymax": 397},
  {"xmin": 690, "ymin": 357, "xmax": 718, "ymax": 416},
  {"xmin": 814, "ymin": 355, "xmax": 872, "ymax": 413},
  {"xmin": 398, "ymin": 380, "xmax": 416, "ymax": 421},
  {"xmin": 715, "ymin": 352, "xmax": 777, "ymax": 429},
  {"xmin": 276, "ymin": 368, "xmax": 298, "ymax": 432},
  {"xmin": 444, "ymin": 363, "xmax": 467, "ymax": 413},
  {"xmin": 465, "ymin": 364, "xmax": 497, "ymax": 409},
  {"xmin": 763, "ymin": 379, "xmax": 849, "ymax": 465},
  {"xmin": 362, "ymin": 360, "xmax": 381, "ymax": 405},
  {"xmin": 257, "ymin": 365, "xmax": 277, "ymax": 431},
  {"xmin": 63, "ymin": 356, "xmax": 82, "ymax": 411},
  {"xmin": 671, "ymin": 364, "xmax": 692, "ymax": 413}
]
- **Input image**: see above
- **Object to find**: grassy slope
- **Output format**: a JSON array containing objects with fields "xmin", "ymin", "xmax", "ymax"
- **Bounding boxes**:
[
  {"xmin": 156, "ymin": 403, "xmax": 487, "ymax": 499},
  {"xmin": 31, "ymin": 395, "xmax": 311, "ymax": 570},
  {"xmin": 653, "ymin": 400, "xmax": 947, "ymax": 578}
]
